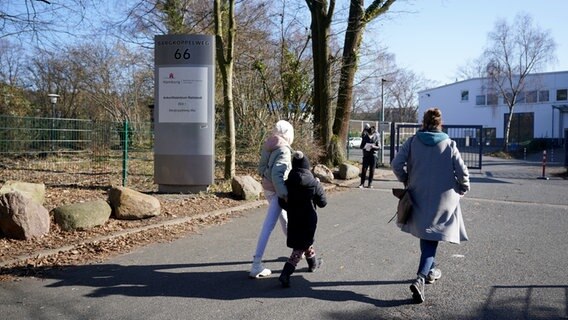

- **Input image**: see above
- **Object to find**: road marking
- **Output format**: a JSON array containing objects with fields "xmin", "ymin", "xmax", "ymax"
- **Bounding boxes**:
[{"xmin": 463, "ymin": 197, "xmax": 568, "ymax": 209}]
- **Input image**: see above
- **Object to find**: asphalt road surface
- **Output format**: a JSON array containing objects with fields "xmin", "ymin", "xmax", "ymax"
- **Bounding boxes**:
[{"xmin": 1, "ymin": 156, "xmax": 567, "ymax": 319}]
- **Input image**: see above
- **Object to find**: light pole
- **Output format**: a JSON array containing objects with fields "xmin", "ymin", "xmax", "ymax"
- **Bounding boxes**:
[
  {"xmin": 48, "ymin": 93, "xmax": 59, "ymax": 151},
  {"xmin": 48, "ymin": 93, "xmax": 59, "ymax": 118},
  {"xmin": 381, "ymin": 78, "xmax": 387, "ymax": 122},
  {"xmin": 379, "ymin": 78, "xmax": 388, "ymax": 165}
]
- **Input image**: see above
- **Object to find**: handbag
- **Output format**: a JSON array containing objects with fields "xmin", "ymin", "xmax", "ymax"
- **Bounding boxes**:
[
  {"xmin": 388, "ymin": 136, "xmax": 415, "ymax": 224},
  {"xmin": 390, "ymin": 188, "xmax": 413, "ymax": 224}
]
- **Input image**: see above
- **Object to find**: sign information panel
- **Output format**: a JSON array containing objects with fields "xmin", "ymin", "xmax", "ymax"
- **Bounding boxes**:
[
  {"xmin": 154, "ymin": 34, "xmax": 215, "ymax": 192},
  {"xmin": 158, "ymin": 66, "xmax": 208, "ymax": 123}
]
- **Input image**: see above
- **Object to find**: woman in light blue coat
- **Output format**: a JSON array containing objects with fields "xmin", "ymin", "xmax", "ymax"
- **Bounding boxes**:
[{"xmin": 391, "ymin": 108, "xmax": 470, "ymax": 304}]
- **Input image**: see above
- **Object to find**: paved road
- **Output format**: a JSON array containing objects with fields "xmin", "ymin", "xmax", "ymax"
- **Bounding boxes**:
[{"xmin": 1, "ymin": 157, "xmax": 567, "ymax": 319}]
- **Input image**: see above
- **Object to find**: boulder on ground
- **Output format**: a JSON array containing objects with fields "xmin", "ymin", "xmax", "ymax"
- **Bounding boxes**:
[
  {"xmin": 338, "ymin": 163, "xmax": 360, "ymax": 180},
  {"xmin": 53, "ymin": 200, "xmax": 111, "ymax": 231},
  {"xmin": 231, "ymin": 175, "xmax": 263, "ymax": 200},
  {"xmin": 313, "ymin": 164, "xmax": 335, "ymax": 183},
  {"xmin": 108, "ymin": 186, "xmax": 161, "ymax": 220},
  {"xmin": 0, "ymin": 192, "xmax": 50, "ymax": 240},
  {"xmin": 0, "ymin": 181, "xmax": 45, "ymax": 205}
]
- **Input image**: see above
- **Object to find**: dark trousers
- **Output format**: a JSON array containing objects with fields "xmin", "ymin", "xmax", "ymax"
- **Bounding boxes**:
[{"xmin": 360, "ymin": 153, "xmax": 376, "ymax": 186}]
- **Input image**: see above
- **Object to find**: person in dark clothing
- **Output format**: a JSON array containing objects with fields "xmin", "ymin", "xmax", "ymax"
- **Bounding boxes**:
[
  {"xmin": 359, "ymin": 126, "xmax": 381, "ymax": 188},
  {"xmin": 278, "ymin": 151, "xmax": 327, "ymax": 288}
]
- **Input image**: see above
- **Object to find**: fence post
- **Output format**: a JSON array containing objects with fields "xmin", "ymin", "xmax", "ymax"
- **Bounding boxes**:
[{"xmin": 122, "ymin": 120, "xmax": 129, "ymax": 186}]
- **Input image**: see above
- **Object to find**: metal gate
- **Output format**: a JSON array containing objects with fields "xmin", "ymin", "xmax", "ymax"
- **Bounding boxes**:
[{"xmin": 390, "ymin": 123, "xmax": 483, "ymax": 170}]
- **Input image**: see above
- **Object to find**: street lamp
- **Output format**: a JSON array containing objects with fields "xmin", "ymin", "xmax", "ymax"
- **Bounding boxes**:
[
  {"xmin": 48, "ymin": 93, "xmax": 59, "ymax": 151},
  {"xmin": 48, "ymin": 93, "xmax": 59, "ymax": 118},
  {"xmin": 381, "ymin": 78, "xmax": 388, "ymax": 122},
  {"xmin": 379, "ymin": 78, "xmax": 389, "ymax": 165}
]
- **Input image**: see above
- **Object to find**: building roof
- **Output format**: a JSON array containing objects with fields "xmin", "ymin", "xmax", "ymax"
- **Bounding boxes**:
[{"xmin": 418, "ymin": 70, "xmax": 568, "ymax": 94}]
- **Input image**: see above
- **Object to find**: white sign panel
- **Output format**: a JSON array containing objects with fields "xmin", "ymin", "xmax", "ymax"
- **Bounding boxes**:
[{"xmin": 158, "ymin": 66, "xmax": 208, "ymax": 123}]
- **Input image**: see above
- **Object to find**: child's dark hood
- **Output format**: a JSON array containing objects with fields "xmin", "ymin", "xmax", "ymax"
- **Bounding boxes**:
[{"xmin": 292, "ymin": 151, "xmax": 310, "ymax": 170}]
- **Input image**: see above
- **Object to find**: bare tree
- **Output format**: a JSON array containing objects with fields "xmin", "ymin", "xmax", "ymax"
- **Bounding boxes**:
[
  {"xmin": 107, "ymin": 0, "xmax": 214, "ymax": 48},
  {"xmin": 330, "ymin": 0, "xmax": 396, "ymax": 165},
  {"xmin": 480, "ymin": 13, "xmax": 556, "ymax": 152},
  {"xmin": 387, "ymin": 68, "xmax": 423, "ymax": 123},
  {"xmin": 0, "ymin": 40, "xmax": 35, "ymax": 116},
  {"xmin": 0, "ymin": 0, "xmax": 98, "ymax": 44},
  {"xmin": 27, "ymin": 42, "xmax": 152, "ymax": 122},
  {"xmin": 304, "ymin": 0, "xmax": 335, "ymax": 164},
  {"xmin": 456, "ymin": 57, "xmax": 485, "ymax": 82}
]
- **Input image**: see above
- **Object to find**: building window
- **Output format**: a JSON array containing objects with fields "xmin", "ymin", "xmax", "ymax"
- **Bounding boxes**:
[
  {"xmin": 476, "ymin": 95, "xmax": 486, "ymax": 105},
  {"xmin": 461, "ymin": 90, "xmax": 469, "ymax": 101},
  {"xmin": 557, "ymin": 89, "xmax": 567, "ymax": 101},
  {"xmin": 487, "ymin": 93, "xmax": 498, "ymax": 105},
  {"xmin": 539, "ymin": 90, "xmax": 549, "ymax": 102},
  {"xmin": 517, "ymin": 91, "xmax": 526, "ymax": 103},
  {"xmin": 504, "ymin": 112, "xmax": 534, "ymax": 143},
  {"xmin": 525, "ymin": 90, "xmax": 537, "ymax": 103}
]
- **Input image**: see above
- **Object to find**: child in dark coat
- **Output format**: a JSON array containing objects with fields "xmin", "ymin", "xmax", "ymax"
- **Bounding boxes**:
[{"xmin": 278, "ymin": 151, "xmax": 327, "ymax": 288}]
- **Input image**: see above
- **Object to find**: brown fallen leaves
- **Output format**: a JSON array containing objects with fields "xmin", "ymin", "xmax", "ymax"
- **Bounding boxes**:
[{"xmin": 0, "ymin": 186, "xmax": 246, "ymax": 281}]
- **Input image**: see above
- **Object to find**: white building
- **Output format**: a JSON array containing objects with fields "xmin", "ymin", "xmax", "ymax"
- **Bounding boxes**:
[{"xmin": 418, "ymin": 71, "xmax": 568, "ymax": 146}]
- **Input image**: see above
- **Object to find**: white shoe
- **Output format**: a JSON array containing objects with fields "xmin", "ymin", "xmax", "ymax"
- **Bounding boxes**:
[
  {"xmin": 249, "ymin": 258, "xmax": 271, "ymax": 278},
  {"xmin": 426, "ymin": 268, "xmax": 441, "ymax": 284}
]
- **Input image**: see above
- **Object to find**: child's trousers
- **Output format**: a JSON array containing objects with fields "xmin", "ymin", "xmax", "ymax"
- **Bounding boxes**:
[{"xmin": 287, "ymin": 246, "xmax": 315, "ymax": 267}]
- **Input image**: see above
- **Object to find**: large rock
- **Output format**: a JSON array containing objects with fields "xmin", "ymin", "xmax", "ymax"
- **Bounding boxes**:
[
  {"xmin": 0, "ymin": 181, "xmax": 45, "ymax": 205},
  {"xmin": 231, "ymin": 175, "xmax": 263, "ymax": 200},
  {"xmin": 53, "ymin": 200, "xmax": 111, "ymax": 231},
  {"xmin": 313, "ymin": 164, "xmax": 335, "ymax": 183},
  {"xmin": 0, "ymin": 192, "xmax": 50, "ymax": 240},
  {"xmin": 338, "ymin": 163, "xmax": 360, "ymax": 180},
  {"xmin": 108, "ymin": 186, "xmax": 161, "ymax": 220}
]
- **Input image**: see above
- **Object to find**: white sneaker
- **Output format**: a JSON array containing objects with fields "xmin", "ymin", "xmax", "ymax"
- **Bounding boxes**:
[
  {"xmin": 426, "ymin": 268, "xmax": 441, "ymax": 284},
  {"xmin": 249, "ymin": 263, "xmax": 271, "ymax": 278}
]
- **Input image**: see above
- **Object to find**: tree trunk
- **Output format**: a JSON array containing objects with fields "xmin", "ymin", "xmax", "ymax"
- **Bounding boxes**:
[
  {"xmin": 331, "ymin": 0, "xmax": 365, "ymax": 165},
  {"xmin": 214, "ymin": 0, "xmax": 236, "ymax": 179},
  {"xmin": 306, "ymin": 0, "xmax": 334, "ymax": 164},
  {"xmin": 330, "ymin": 0, "xmax": 396, "ymax": 166},
  {"xmin": 503, "ymin": 106, "xmax": 514, "ymax": 152}
]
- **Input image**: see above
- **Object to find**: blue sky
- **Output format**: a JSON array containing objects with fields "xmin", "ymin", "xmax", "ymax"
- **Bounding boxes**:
[{"xmin": 374, "ymin": 0, "xmax": 568, "ymax": 86}]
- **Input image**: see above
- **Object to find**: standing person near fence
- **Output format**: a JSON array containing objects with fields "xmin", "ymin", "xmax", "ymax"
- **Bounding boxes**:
[
  {"xmin": 359, "ymin": 125, "xmax": 380, "ymax": 188},
  {"xmin": 277, "ymin": 151, "xmax": 327, "ymax": 288},
  {"xmin": 249, "ymin": 120, "xmax": 294, "ymax": 278},
  {"xmin": 361, "ymin": 123, "xmax": 370, "ymax": 137},
  {"xmin": 391, "ymin": 107, "xmax": 470, "ymax": 304}
]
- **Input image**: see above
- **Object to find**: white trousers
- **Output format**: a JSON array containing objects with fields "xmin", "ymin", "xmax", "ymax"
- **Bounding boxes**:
[{"xmin": 253, "ymin": 191, "xmax": 288, "ymax": 259}]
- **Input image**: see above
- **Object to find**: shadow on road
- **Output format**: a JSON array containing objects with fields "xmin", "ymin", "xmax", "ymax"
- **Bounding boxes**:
[
  {"xmin": 477, "ymin": 285, "xmax": 568, "ymax": 320},
  {"xmin": 29, "ymin": 261, "xmax": 567, "ymax": 319},
  {"xmin": 24, "ymin": 259, "xmax": 413, "ymax": 308}
]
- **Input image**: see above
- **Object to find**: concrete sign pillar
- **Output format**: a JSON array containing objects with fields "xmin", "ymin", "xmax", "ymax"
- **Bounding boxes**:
[{"xmin": 154, "ymin": 35, "xmax": 215, "ymax": 193}]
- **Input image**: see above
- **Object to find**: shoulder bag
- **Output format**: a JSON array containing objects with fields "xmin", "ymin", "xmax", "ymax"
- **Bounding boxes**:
[{"xmin": 389, "ymin": 136, "xmax": 414, "ymax": 224}]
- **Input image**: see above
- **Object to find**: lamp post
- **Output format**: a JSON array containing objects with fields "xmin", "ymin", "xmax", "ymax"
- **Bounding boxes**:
[
  {"xmin": 379, "ymin": 78, "xmax": 388, "ymax": 165},
  {"xmin": 381, "ymin": 78, "xmax": 387, "ymax": 122},
  {"xmin": 48, "ymin": 93, "xmax": 59, "ymax": 118},
  {"xmin": 48, "ymin": 93, "xmax": 59, "ymax": 151}
]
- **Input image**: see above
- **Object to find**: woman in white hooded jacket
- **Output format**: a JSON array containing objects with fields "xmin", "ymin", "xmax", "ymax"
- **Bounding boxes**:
[{"xmin": 249, "ymin": 120, "xmax": 294, "ymax": 278}]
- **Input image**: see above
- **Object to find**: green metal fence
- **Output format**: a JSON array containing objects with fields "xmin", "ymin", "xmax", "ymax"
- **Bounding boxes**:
[{"xmin": 0, "ymin": 115, "xmax": 154, "ymax": 192}]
